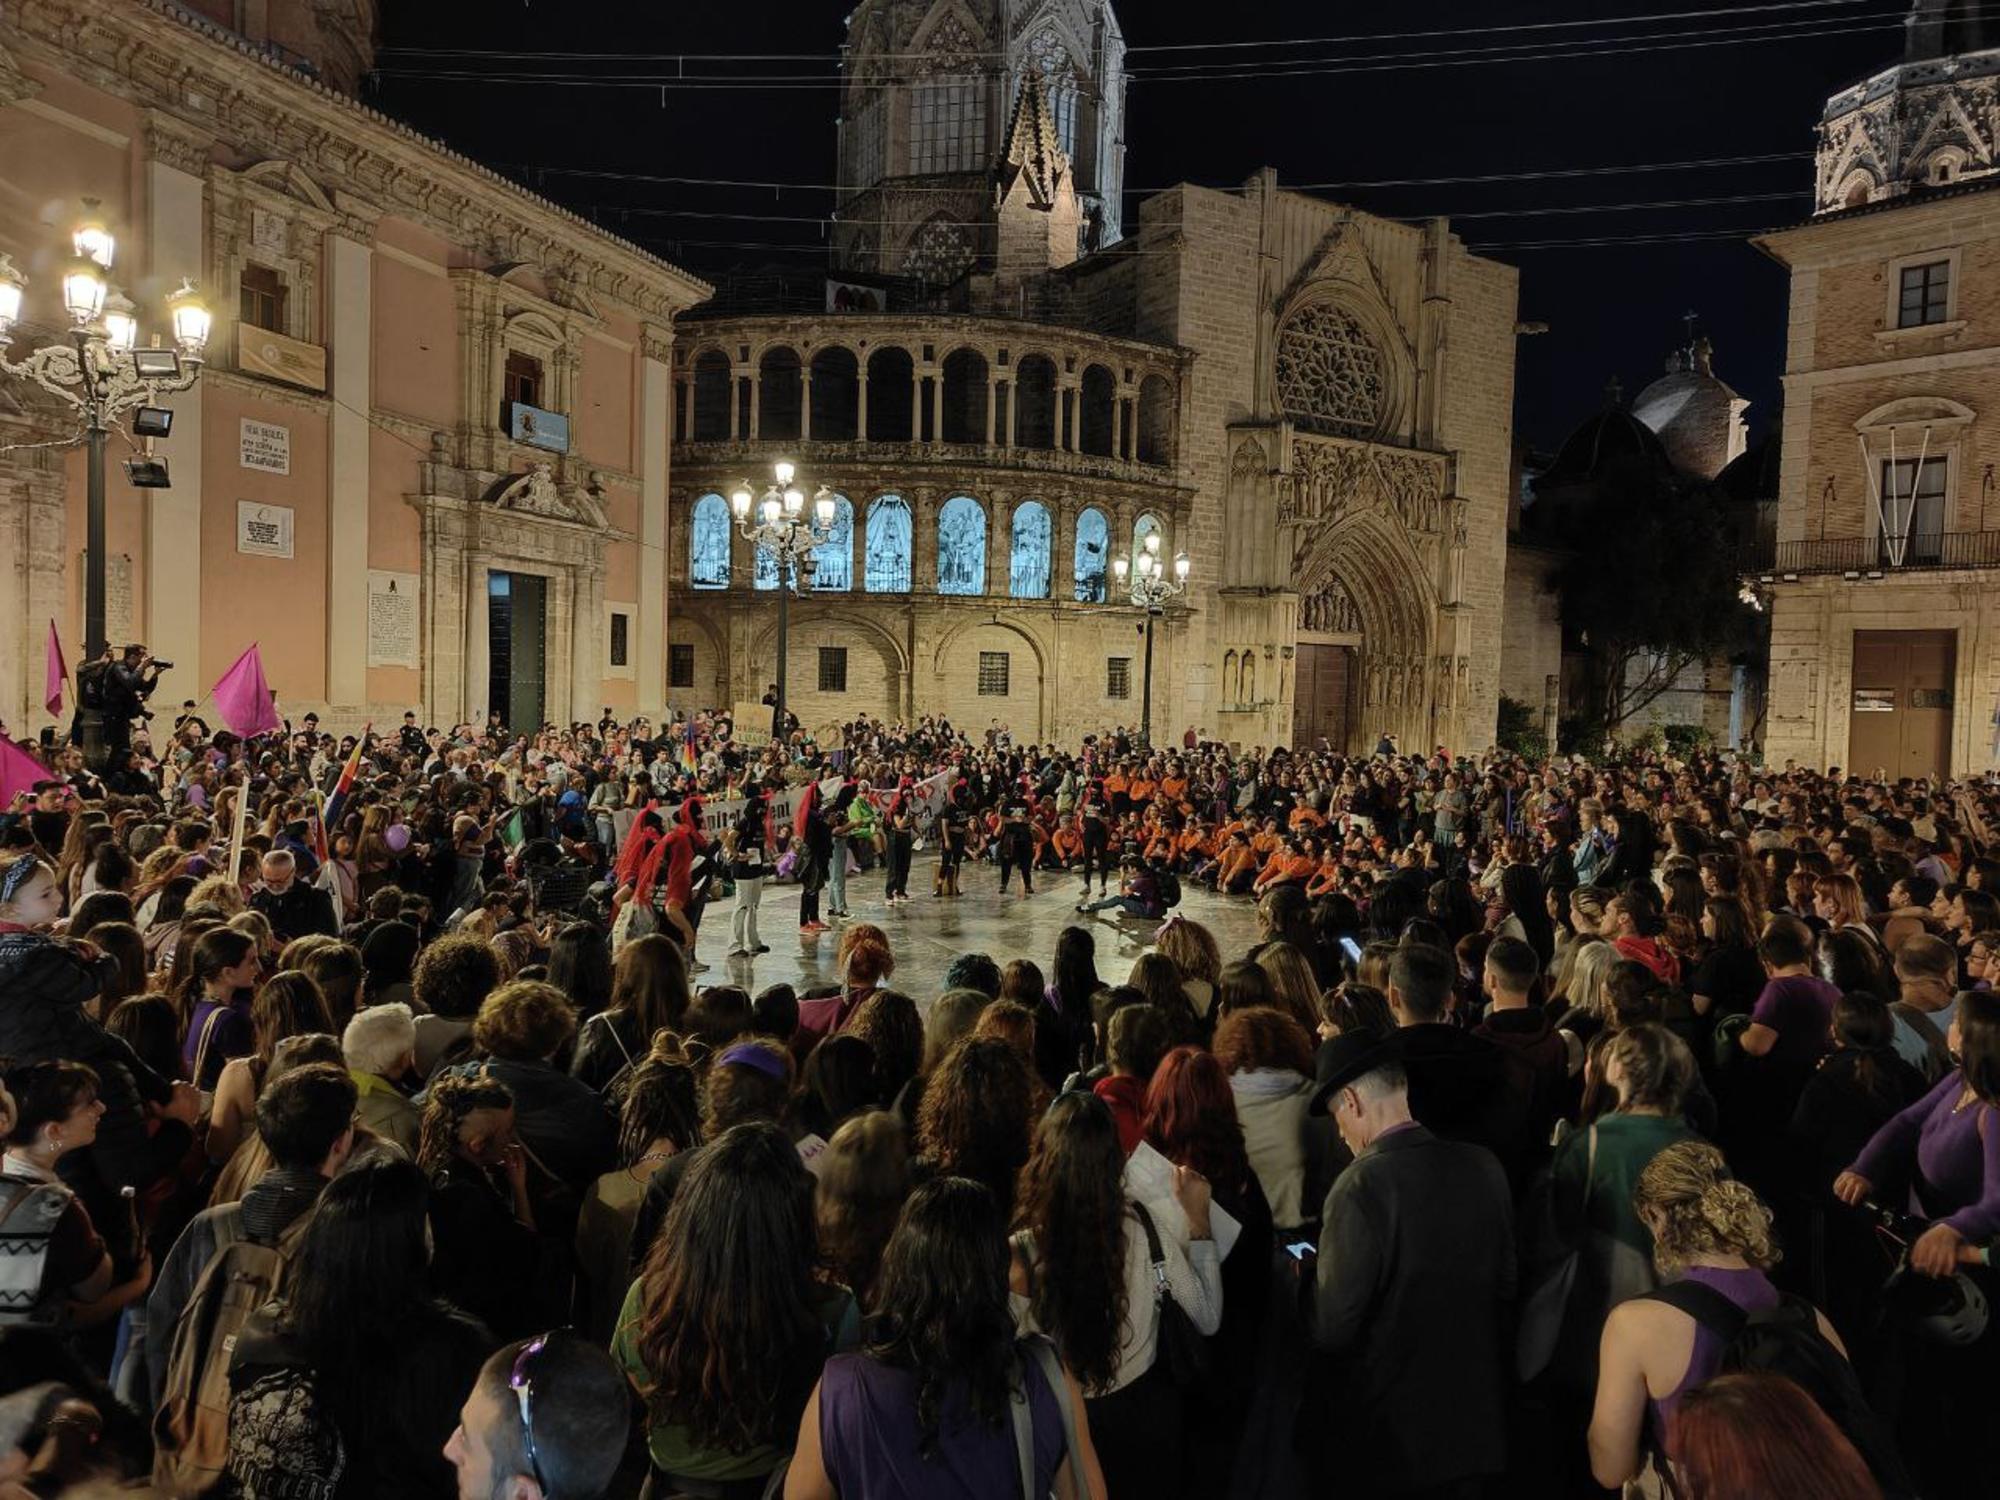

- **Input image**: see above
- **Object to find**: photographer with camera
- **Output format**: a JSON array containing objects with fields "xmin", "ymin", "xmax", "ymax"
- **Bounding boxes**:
[{"xmin": 97, "ymin": 645, "xmax": 167, "ymax": 756}]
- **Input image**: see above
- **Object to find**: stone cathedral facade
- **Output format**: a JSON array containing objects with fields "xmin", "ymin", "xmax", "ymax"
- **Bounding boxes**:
[{"xmin": 669, "ymin": 0, "xmax": 1520, "ymax": 752}]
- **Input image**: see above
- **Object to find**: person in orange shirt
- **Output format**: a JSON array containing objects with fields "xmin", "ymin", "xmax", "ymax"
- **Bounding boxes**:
[
  {"xmin": 1144, "ymin": 819, "xmax": 1177, "ymax": 865},
  {"xmin": 1051, "ymin": 816, "xmax": 1083, "ymax": 867},
  {"xmin": 1249, "ymin": 817, "xmax": 1283, "ymax": 862},
  {"xmin": 1176, "ymin": 820, "xmax": 1210, "ymax": 871},
  {"xmin": 1215, "ymin": 830, "xmax": 1259, "ymax": 894},
  {"xmin": 1254, "ymin": 837, "xmax": 1316, "ymax": 896},
  {"xmin": 1160, "ymin": 768, "xmax": 1189, "ymax": 804},
  {"xmin": 1305, "ymin": 842, "xmax": 1345, "ymax": 899},
  {"xmin": 1104, "ymin": 766, "xmax": 1131, "ymax": 816},
  {"xmin": 1129, "ymin": 772, "xmax": 1157, "ymax": 810},
  {"xmin": 1289, "ymin": 802, "xmax": 1326, "ymax": 833}
]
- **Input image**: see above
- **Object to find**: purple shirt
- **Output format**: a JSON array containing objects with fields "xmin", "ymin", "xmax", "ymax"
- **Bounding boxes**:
[
  {"xmin": 1853, "ymin": 1071, "xmax": 2000, "ymax": 1240},
  {"xmin": 1648, "ymin": 1266, "xmax": 1779, "ymax": 1457},
  {"xmin": 1748, "ymin": 975, "xmax": 1839, "ymax": 1068},
  {"xmin": 818, "ymin": 1351, "xmax": 1063, "ymax": 1500}
]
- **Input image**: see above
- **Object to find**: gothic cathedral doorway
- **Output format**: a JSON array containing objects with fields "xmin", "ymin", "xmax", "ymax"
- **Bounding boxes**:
[
  {"xmin": 1293, "ymin": 643, "xmax": 1354, "ymax": 751},
  {"xmin": 488, "ymin": 571, "xmax": 549, "ymax": 735}
]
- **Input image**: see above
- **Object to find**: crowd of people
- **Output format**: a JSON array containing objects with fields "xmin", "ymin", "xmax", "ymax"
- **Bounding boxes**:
[{"xmin": 0, "ymin": 698, "xmax": 1995, "ymax": 1500}]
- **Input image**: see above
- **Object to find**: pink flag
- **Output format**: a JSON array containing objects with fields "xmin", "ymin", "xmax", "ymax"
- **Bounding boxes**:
[
  {"xmin": 211, "ymin": 644, "xmax": 282, "ymax": 739},
  {"xmin": 0, "ymin": 737, "xmax": 50, "ymax": 807},
  {"xmin": 43, "ymin": 620, "xmax": 65, "ymax": 717}
]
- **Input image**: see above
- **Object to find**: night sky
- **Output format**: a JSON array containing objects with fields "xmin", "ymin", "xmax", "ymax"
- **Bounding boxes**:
[{"xmin": 368, "ymin": 1, "xmax": 1927, "ymax": 452}]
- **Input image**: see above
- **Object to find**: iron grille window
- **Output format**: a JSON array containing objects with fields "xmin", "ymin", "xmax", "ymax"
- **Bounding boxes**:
[
  {"xmin": 609, "ymin": 612, "xmax": 630, "ymax": 668},
  {"xmin": 978, "ymin": 651, "xmax": 1010, "ymax": 696},
  {"xmin": 818, "ymin": 646, "xmax": 849, "ymax": 693},
  {"xmin": 669, "ymin": 643, "xmax": 695, "ymax": 688},
  {"xmin": 1899, "ymin": 260, "xmax": 1951, "ymax": 327},
  {"xmin": 1107, "ymin": 657, "xmax": 1131, "ymax": 699}
]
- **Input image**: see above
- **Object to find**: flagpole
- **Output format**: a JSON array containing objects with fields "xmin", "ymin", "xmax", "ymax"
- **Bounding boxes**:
[{"xmin": 229, "ymin": 763, "xmax": 253, "ymax": 889}]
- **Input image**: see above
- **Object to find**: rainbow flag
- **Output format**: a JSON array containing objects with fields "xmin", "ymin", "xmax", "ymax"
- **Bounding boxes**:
[
  {"xmin": 316, "ymin": 725, "xmax": 370, "ymax": 859},
  {"xmin": 679, "ymin": 718, "xmax": 699, "ymax": 775}
]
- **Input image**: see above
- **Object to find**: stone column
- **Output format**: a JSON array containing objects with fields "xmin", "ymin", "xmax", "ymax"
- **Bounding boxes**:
[
  {"xmin": 141, "ymin": 111, "xmax": 211, "ymax": 706},
  {"xmin": 856, "ymin": 370, "xmax": 870, "ymax": 439},
  {"xmin": 638, "ymin": 326, "xmax": 673, "ymax": 717},
  {"xmin": 570, "ymin": 563, "xmax": 604, "ymax": 724},
  {"xmin": 728, "ymin": 370, "xmax": 742, "ymax": 440},
  {"xmin": 326, "ymin": 220, "xmax": 374, "ymax": 710},
  {"xmin": 909, "ymin": 374, "xmax": 923, "ymax": 442},
  {"xmin": 911, "ymin": 489, "xmax": 938, "ymax": 590},
  {"xmin": 800, "ymin": 366, "xmax": 814, "ymax": 441},
  {"xmin": 746, "ymin": 368, "xmax": 761, "ymax": 441},
  {"xmin": 464, "ymin": 552, "xmax": 492, "ymax": 728},
  {"xmin": 984, "ymin": 373, "xmax": 997, "ymax": 445},
  {"xmin": 986, "ymin": 493, "xmax": 1011, "ymax": 596},
  {"xmin": 930, "ymin": 368, "xmax": 944, "ymax": 441},
  {"xmin": 1053, "ymin": 496, "xmax": 1076, "ymax": 604},
  {"xmin": 1006, "ymin": 381, "xmax": 1019, "ymax": 447}
]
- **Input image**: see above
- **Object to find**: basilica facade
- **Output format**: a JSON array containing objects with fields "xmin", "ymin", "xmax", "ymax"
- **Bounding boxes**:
[{"xmin": 670, "ymin": 0, "xmax": 1522, "ymax": 753}]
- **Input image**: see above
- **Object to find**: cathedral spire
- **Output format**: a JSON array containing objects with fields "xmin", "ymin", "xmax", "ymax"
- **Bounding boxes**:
[{"xmin": 999, "ymin": 68, "xmax": 1069, "ymax": 209}]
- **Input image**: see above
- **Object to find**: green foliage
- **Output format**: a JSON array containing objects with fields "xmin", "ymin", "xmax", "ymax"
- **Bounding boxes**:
[
  {"xmin": 1663, "ymin": 723, "xmax": 1713, "ymax": 759},
  {"xmin": 1495, "ymin": 695, "xmax": 1545, "ymax": 759},
  {"xmin": 1557, "ymin": 711, "xmax": 1605, "ymax": 756},
  {"xmin": 1548, "ymin": 457, "xmax": 1754, "ymax": 732}
]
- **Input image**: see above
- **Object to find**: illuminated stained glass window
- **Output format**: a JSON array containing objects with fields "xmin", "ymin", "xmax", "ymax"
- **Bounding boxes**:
[
  {"xmin": 689, "ymin": 493, "xmax": 731, "ymax": 590},
  {"xmin": 1073, "ymin": 506, "xmax": 1109, "ymax": 602},
  {"xmin": 812, "ymin": 494, "xmax": 854, "ymax": 590},
  {"xmin": 937, "ymin": 495, "xmax": 987, "ymax": 596},
  {"xmin": 865, "ymin": 495, "xmax": 912, "ymax": 592},
  {"xmin": 1133, "ymin": 513, "xmax": 1164, "ymax": 567},
  {"xmin": 1010, "ymin": 499, "xmax": 1052, "ymax": 598}
]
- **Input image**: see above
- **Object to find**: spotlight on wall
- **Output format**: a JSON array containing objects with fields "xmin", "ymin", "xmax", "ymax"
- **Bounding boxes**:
[
  {"xmin": 1865, "ymin": 569, "xmax": 1884, "ymax": 580},
  {"xmin": 1842, "ymin": 569, "xmax": 1861, "ymax": 580},
  {"xmin": 131, "ymin": 405, "xmax": 173, "ymax": 439},
  {"xmin": 123, "ymin": 456, "xmax": 171, "ymax": 488},
  {"xmin": 130, "ymin": 347, "xmax": 182, "ymax": 379}
]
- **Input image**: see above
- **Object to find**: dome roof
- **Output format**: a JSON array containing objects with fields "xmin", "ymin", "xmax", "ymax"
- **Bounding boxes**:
[
  {"xmin": 1631, "ymin": 339, "xmax": 1749, "ymax": 481},
  {"xmin": 1540, "ymin": 384, "xmax": 1674, "ymax": 488}
]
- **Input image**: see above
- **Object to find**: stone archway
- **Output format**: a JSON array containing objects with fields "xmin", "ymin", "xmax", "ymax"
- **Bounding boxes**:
[{"xmin": 1292, "ymin": 511, "xmax": 1436, "ymax": 752}]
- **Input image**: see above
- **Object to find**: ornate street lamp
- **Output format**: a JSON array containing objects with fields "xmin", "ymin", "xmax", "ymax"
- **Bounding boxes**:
[
  {"xmin": 0, "ymin": 205, "xmax": 211, "ymax": 762},
  {"xmin": 731, "ymin": 459, "xmax": 837, "ymax": 739},
  {"xmin": 1112, "ymin": 529, "xmax": 1190, "ymax": 749}
]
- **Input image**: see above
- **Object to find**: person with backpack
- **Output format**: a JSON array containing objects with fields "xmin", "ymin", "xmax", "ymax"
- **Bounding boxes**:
[
  {"xmin": 144, "ymin": 1063, "xmax": 358, "ymax": 1410},
  {"xmin": 222, "ymin": 1158, "xmax": 493, "ymax": 1500},
  {"xmin": 1587, "ymin": 1140, "xmax": 1904, "ymax": 1495},
  {"xmin": 1, "ymin": 1062, "xmax": 139, "ymax": 1331}
]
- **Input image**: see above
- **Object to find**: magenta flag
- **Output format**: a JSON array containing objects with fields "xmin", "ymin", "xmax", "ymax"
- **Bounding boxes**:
[
  {"xmin": 0, "ymin": 737, "xmax": 49, "ymax": 806},
  {"xmin": 43, "ymin": 620, "xmax": 65, "ymax": 717},
  {"xmin": 211, "ymin": 644, "xmax": 282, "ymax": 739}
]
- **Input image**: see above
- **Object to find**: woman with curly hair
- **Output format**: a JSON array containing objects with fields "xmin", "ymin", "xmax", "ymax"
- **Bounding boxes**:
[
  {"xmin": 469, "ymin": 978, "xmax": 615, "ymax": 1190},
  {"xmin": 848, "ymin": 989, "xmax": 923, "ymax": 1108},
  {"xmin": 1010, "ymin": 1091, "xmax": 1221, "ymax": 1497},
  {"xmin": 614, "ymin": 1120, "xmax": 858, "ymax": 1496},
  {"xmin": 417, "ymin": 1070, "xmax": 543, "ymax": 1340},
  {"xmin": 916, "ymin": 1036, "xmax": 1035, "ymax": 1220},
  {"xmin": 786, "ymin": 1176, "xmax": 1104, "ymax": 1500},
  {"xmin": 1588, "ymin": 1140, "xmax": 1854, "ymax": 1492}
]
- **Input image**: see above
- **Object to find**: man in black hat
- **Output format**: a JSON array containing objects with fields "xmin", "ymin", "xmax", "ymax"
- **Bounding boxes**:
[
  {"xmin": 996, "ymin": 804, "xmax": 1036, "ymax": 896},
  {"xmin": 1301, "ymin": 1031, "xmax": 1515, "ymax": 1498}
]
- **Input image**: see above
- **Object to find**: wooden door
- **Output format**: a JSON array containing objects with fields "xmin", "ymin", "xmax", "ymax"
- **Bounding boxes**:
[
  {"xmin": 1293, "ymin": 644, "xmax": 1353, "ymax": 752},
  {"xmin": 1848, "ymin": 629, "xmax": 1955, "ymax": 780}
]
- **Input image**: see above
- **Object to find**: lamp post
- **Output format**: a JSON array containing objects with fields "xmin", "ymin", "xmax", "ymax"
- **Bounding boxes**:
[
  {"xmin": 0, "ymin": 205, "xmax": 210, "ymax": 763},
  {"xmin": 730, "ymin": 460, "xmax": 837, "ymax": 742},
  {"xmin": 1112, "ymin": 530, "xmax": 1190, "ymax": 750}
]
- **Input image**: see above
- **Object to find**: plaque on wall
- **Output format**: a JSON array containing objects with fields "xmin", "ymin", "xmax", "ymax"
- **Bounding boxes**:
[
  {"xmin": 367, "ymin": 570, "xmax": 420, "ymax": 668},
  {"xmin": 1853, "ymin": 689, "xmax": 1895, "ymax": 713},
  {"xmin": 77, "ymin": 551, "xmax": 134, "ymax": 645},
  {"xmin": 240, "ymin": 419, "xmax": 291, "ymax": 475},
  {"xmin": 236, "ymin": 502, "xmax": 295, "ymax": 559}
]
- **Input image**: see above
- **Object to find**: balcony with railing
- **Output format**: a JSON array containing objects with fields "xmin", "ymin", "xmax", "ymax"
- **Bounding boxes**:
[{"xmin": 1739, "ymin": 530, "xmax": 2000, "ymax": 578}]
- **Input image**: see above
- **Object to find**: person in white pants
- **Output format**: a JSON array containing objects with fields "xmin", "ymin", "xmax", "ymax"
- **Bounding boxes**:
[{"xmin": 727, "ymin": 787, "xmax": 771, "ymax": 957}]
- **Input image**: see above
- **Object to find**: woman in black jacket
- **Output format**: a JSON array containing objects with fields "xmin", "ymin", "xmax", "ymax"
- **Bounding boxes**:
[{"xmin": 570, "ymin": 936, "xmax": 690, "ymax": 1095}]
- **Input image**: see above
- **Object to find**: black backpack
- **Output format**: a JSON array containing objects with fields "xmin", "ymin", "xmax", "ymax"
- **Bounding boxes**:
[{"xmin": 1646, "ymin": 1280, "xmax": 1912, "ymax": 1498}]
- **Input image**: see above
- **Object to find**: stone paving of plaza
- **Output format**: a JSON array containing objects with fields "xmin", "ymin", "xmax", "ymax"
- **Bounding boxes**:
[{"xmin": 696, "ymin": 857, "xmax": 1270, "ymax": 1005}]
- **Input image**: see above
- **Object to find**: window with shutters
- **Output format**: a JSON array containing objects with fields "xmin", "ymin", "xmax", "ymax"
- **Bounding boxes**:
[
  {"xmin": 504, "ymin": 351, "xmax": 544, "ymax": 409},
  {"xmin": 818, "ymin": 647, "xmax": 849, "ymax": 693},
  {"xmin": 608, "ymin": 612, "xmax": 630, "ymax": 668},
  {"xmin": 978, "ymin": 651, "xmax": 1010, "ymax": 696},
  {"xmin": 239, "ymin": 264, "xmax": 288, "ymax": 334},
  {"xmin": 669, "ymin": 643, "xmax": 695, "ymax": 688},
  {"xmin": 1107, "ymin": 658, "xmax": 1131, "ymax": 699}
]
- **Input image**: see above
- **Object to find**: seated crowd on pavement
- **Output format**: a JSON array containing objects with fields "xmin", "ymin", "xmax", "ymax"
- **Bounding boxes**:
[{"xmin": 0, "ymin": 700, "xmax": 1995, "ymax": 1499}]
